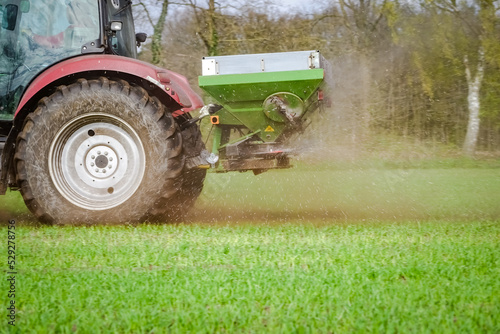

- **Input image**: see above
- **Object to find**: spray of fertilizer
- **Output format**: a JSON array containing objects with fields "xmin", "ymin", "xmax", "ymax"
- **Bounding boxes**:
[{"xmin": 183, "ymin": 55, "xmax": 439, "ymax": 224}]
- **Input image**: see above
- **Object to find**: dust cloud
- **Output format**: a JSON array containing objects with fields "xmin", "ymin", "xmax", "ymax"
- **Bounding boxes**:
[{"xmin": 184, "ymin": 55, "xmax": 500, "ymax": 224}]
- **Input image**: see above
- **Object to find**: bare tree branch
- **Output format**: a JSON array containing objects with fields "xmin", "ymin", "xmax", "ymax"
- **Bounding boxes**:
[{"xmin": 135, "ymin": 1, "xmax": 154, "ymax": 27}]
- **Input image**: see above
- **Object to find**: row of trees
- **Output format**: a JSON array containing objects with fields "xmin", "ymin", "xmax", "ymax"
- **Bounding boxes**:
[{"xmin": 134, "ymin": 0, "xmax": 500, "ymax": 155}]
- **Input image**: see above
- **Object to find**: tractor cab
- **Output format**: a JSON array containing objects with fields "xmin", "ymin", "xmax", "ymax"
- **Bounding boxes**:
[{"xmin": 0, "ymin": 0, "xmax": 138, "ymax": 124}]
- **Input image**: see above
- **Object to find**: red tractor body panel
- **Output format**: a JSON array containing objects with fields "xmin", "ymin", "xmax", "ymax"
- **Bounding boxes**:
[{"xmin": 15, "ymin": 55, "xmax": 204, "ymax": 117}]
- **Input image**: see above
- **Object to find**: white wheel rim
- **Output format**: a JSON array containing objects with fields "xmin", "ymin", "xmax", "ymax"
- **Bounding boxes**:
[{"xmin": 49, "ymin": 113, "xmax": 146, "ymax": 210}]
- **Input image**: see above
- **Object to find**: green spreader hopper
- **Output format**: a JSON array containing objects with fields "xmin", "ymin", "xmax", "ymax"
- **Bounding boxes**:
[{"xmin": 199, "ymin": 50, "xmax": 331, "ymax": 174}]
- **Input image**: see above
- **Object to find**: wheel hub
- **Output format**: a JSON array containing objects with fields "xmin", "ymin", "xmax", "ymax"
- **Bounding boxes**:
[
  {"xmin": 94, "ymin": 154, "xmax": 109, "ymax": 169},
  {"xmin": 84, "ymin": 145, "xmax": 117, "ymax": 178},
  {"xmin": 49, "ymin": 113, "xmax": 145, "ymax": 210}
]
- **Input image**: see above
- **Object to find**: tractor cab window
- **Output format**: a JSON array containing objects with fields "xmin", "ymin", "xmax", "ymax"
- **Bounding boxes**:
[
  {"xmin": 107, "ymin": 0, "xmax": 137, "ymax": 58},
  {"xmin": 0, "ymin": 0, "xmax": 100, "ymax": 120}
]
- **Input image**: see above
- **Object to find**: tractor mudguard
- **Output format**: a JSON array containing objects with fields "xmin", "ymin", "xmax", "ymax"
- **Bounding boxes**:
[{"xmin": 15, "ymin": 54, "xmax": 203, "ymax": 119}]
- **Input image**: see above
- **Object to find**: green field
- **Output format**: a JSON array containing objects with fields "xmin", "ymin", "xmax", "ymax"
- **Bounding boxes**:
[
  {"xmin": 3, "ymin": 222, "xmax": 499, "ymax": 333},
  {"xmin": 195, "ymin": 162, "xmax": 500, "ymax": 222},
  {"xmin": 1, "ymin": 162, "xmax": 500, "ymax": 332},
  {"xmin": 3, "ymin": 158, "xmax": 500, "ymax": 223}
]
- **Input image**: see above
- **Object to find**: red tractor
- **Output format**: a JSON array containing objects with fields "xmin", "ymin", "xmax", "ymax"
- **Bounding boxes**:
[{"xmin": 0, "ymin": 0, "xmax": 208, "ymax": 223}]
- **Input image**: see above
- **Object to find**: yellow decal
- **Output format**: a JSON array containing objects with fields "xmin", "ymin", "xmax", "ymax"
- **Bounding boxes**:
[{"xmin": 265, "ymin": 125, "xmax": 275, "ymax": 132}]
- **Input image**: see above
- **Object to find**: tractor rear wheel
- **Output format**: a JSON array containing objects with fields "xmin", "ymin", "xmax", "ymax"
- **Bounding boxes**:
[
  {"xmin": 15, "ymin": 77, "xmax": 184, "ymax": 224},
  {"xmin": 147, "ymin": 122, "xmax": 207, "ymax": 221}
]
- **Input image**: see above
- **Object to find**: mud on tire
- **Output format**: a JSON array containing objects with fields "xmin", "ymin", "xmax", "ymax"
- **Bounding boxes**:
[
  {"xmin": 15, "ymin": 77, "xmax": 184, "ymax": 224},
  {"xmin": 147, "ymin": 122, "xmax": 207, "ymax": 221}
]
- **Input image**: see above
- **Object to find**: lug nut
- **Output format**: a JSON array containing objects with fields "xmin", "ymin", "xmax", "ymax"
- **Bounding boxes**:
[
  {"xmin": 104, "ymin": 151, "xmax": 108, "ymax": 156},
  {"xmin": 90, "ymin": 162, "xmax": 95, "ymax": 167},
  {"xmin": 109, "ymin": 157, "xmax": 113, "ymax": 161},
  {"xmin": 91, "ymin": 155, "xmax": 95, "ymax": 159}
]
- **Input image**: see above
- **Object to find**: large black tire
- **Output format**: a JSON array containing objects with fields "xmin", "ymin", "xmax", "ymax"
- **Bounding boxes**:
[
  {"xmin": 15, "ymin": 77, "xmax": 184, "ymax": 224},
  {"xmin": 147, "ymin": 122, "xmax": 207, "ymax": 221}
]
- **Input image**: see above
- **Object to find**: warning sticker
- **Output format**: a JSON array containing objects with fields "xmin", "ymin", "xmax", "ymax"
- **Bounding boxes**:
[{"xmin": 265, "ymin": 125, "xmax": 275, "ymax": 132}]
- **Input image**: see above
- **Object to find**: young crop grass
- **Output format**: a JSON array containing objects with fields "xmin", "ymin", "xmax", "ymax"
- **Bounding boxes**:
[
  {"xmin": 2, "ymin": 158, "xmax": 500, "ymax": 222},
  {"xmin": 194, "ymin": 161, "xmax": 500, "ymax": 223},
  {"xmin": 1, "ymin": 160, "xmax": 499, "ymax": 333},
  {"xmin": 3, "ymin": 221, "xmax": 500, "ymax": 333}
]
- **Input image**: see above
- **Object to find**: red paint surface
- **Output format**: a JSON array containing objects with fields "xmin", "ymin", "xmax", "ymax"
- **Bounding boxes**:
[{"xmin": 15, "ymin": 55, "xmax": 203, "ymax": 116}]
